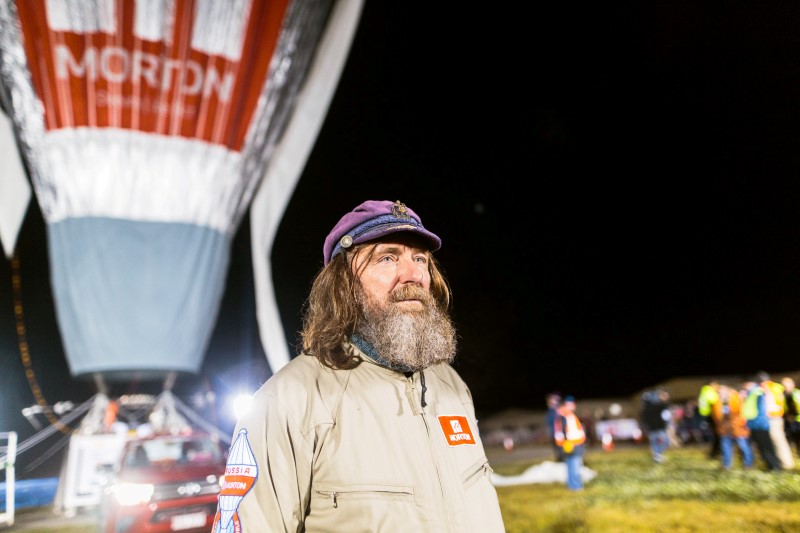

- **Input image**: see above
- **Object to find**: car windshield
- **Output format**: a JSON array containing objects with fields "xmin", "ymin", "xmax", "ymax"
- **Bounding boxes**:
[{"xmin": 124, "ymin": 437, "xmax": 222, "ymax": 467}]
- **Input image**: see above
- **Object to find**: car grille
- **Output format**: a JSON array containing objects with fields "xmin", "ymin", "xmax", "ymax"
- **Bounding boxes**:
[{"xmin": 151, "ymin": 478, "xmax": 221, "ymax": 501}]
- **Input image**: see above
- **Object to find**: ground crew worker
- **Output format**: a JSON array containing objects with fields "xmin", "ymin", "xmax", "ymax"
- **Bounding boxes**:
[
  {"xmin": 698, "ymin": 379, "xmax": 720, "ymax": 458},
  {"xmin": 757, "ymin": 371, "xmax": 794, "ymax": 469},
  {"xmin": 554, "ymin": 395, "xmax": 587, "ymax": 491},
  {"xmin": 743, "ymin": 378, "xmax": 782, "ymax": 471},
  {"xmin": 782, "ymin": 377, "xmax": 800, "ymax": 455}
]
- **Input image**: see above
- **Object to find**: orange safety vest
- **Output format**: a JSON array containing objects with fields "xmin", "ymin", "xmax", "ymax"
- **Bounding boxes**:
[
  {"xmin": 711, "ymin": 388, "xmax": 741, "ymax": 419},
  {"xmin": 554, "ymin": 410, "xmax": 586, "ymax": 450}
]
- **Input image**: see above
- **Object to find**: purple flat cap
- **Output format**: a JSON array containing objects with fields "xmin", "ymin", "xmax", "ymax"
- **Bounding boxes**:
[{"xmin": 323, "ymin": 200, "xmax": 441, "ymax": 265}]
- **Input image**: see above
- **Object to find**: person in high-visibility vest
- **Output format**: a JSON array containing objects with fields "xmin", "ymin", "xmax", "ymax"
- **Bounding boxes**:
[
  {"xmin": 554, "ymin": 395, "xmax": 587, "ymax": 490},
  {"xmin": 742, "ymin": 378, "xmax": 782, "ymax": 471},
  {"xmin": 781, "ymin": 376, "xmax": 800, "ymax": 456},
  {"xmin": 710, "ymin": 384, "xmax": 753, "ymax": 470},
  {"xmin": 756, "ymin": 371, "xmax": 794, "ymax": 469},
  {"xmin": 698, "ymin": 379, "xmax": 721, "ymax": 459}
]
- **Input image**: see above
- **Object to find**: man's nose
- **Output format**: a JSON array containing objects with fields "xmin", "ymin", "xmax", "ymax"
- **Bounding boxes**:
[{"xmin": 397, "ymin": 257, "xmax": 424, "ymax": 284}]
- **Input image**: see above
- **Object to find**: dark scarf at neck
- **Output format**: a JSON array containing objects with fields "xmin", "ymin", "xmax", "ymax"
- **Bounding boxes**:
[
  {"xmin": 350, "ymin": 335, "xmax": 428, "ymax": 407},
  {"xmin": 351, "ymin": 335, "xmax": 414, "ymax": 373}
]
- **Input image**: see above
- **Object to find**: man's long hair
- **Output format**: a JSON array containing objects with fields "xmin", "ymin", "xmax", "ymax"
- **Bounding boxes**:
[{"xmin": 300, "ymin": 243, "xmax": 452, "ymax": 369}]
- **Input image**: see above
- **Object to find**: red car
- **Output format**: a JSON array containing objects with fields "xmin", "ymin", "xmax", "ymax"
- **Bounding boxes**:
[{"xmin": 99, "ymin": 433, "xmax": 227, "ymax": 533}]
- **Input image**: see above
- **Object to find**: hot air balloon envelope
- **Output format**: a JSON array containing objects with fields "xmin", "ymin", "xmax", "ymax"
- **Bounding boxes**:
[{"xmin": 0, "ymin": 0, "xmax": 336, "ymax": 379}]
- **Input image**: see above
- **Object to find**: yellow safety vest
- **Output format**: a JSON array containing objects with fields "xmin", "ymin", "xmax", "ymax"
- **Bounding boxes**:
[
  {"xmin": 789, "ymin": 389, "xmax": 800, "ymax": 422},
  {"xmin": 698, "ymin": 385, "xmax": 719, "ymax": 416},
  {"xmin": 763, "ymin": 381, "xmax": 785, "ymax": 418},
  {"xmin": 742, "ymin": 387, "xmax": 763, "ymax": 421}
]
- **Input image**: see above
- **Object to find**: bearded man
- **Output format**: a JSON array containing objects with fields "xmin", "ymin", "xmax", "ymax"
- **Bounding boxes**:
[{"xmin": 212, "ymin": 200, "xmax": 505, "ymax": 533}]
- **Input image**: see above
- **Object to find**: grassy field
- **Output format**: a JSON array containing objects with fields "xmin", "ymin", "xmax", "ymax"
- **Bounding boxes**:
[
  {"xmin": 10, "ymin": 444, "xmax": 800, "ymax": 532},
  {"xmin": 494, "ymin": 444, "xmax": 800, "ymax": 532}
]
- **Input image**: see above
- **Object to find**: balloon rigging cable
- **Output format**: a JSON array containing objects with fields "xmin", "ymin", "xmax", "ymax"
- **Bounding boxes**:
[{"xmin": 10, "ymin": 251, "xmax": 72, "ymax": 436}]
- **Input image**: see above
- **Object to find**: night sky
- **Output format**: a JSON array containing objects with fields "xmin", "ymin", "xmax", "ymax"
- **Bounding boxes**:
[
  {"xmin": 273, "ymin": 2, "xmax": 800, "ymax": 413},
  {"xmin": 273, "ymin": 1, "xmax": 800, "ymax": 413},
  {"xmin": 4, "ymin": 0, "xmax": 800, "ymax": 450}
]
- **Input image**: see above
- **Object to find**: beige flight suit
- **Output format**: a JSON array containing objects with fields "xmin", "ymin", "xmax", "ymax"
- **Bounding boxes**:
[{"xmin": 215, "ymin": 342, "xmax": 505, "ymax": 532}]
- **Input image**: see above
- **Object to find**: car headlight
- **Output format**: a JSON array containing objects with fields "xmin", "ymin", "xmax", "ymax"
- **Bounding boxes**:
[{"xmin": 112, "ymin": 483, "xmax": 155, "ymax": 506}]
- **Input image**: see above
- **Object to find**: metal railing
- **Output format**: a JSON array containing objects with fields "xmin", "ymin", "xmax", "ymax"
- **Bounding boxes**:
[{"xmin": 0, "ymin": 432, "xmax": 18, "ymax": 528}]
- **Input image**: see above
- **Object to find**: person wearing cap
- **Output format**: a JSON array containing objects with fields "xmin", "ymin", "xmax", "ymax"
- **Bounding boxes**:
[
  {"xmin": 212, "ymin": 200, "xmax": 505, "ymax": 532},
  {"xmin": 553, "ymin": 395, "xmax": 587, "ymax": 490}
]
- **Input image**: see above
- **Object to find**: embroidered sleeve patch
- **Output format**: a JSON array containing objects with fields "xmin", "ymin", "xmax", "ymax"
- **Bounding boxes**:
[
  {"xmin": 438, "ymin": 415, "xmax": 477, "ymax": 446},
  {"xmin": 213, "ymin": 428, "xmax": 258, "ymax": 532}
]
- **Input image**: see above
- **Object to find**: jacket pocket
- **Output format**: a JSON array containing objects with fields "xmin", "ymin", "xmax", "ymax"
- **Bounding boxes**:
[
  {"xmin": 462, "ymin": 456, "xmax": 494, "ymax": 489},
  {"xmin": 312, "ymin": 483, "xmax": 415, "ymax": 508}
]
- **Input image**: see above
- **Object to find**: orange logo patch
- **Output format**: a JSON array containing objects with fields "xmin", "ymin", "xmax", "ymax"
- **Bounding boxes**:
[{"xmin": 438, "ymin": 415, "xmax": 476, "ymax": 446}]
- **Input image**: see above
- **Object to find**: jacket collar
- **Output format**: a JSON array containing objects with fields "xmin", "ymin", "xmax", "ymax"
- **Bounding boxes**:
[{"xmin": 351, "ymin": 335, "xmax": 414, "ymax": 374}]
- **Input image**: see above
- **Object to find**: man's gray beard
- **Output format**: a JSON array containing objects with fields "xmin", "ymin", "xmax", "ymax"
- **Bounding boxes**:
[{"xmin": 356, "ymin": 285, "xmax": 457, "ymax": 371}]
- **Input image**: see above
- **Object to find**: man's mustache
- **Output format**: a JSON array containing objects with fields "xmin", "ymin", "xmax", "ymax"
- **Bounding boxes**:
[{"xmin": 389, "ymin": 285, "xmax": 430, "ymax": 304}]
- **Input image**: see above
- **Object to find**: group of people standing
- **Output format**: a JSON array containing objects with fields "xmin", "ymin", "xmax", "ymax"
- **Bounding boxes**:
[
  {"xmin": 540, "ymin": 370, "xmax": 800, "ymax": 495},
  {"xmin": 698, "ymin": 372, "xmax": 800, "ymax": 471}
]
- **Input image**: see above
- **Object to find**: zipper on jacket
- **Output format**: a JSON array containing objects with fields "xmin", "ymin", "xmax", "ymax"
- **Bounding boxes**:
[
  {"xmin": 420, "ymin": 369, "xmax": 427, "ymax": 407},
  {"xmin": 313, "ymin": 490, "xmax": 338, "ymax": 508},
  {"xmin": 314, "ymin": 488, "xmax": 413, "ymax": 508},
  {"xmin": 464, "ymin": 461, "xmax": 493, "ymax": 488},
  {"xmin": 405, "ymin": 374, "xmax": 423, "ymax": 415}
]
